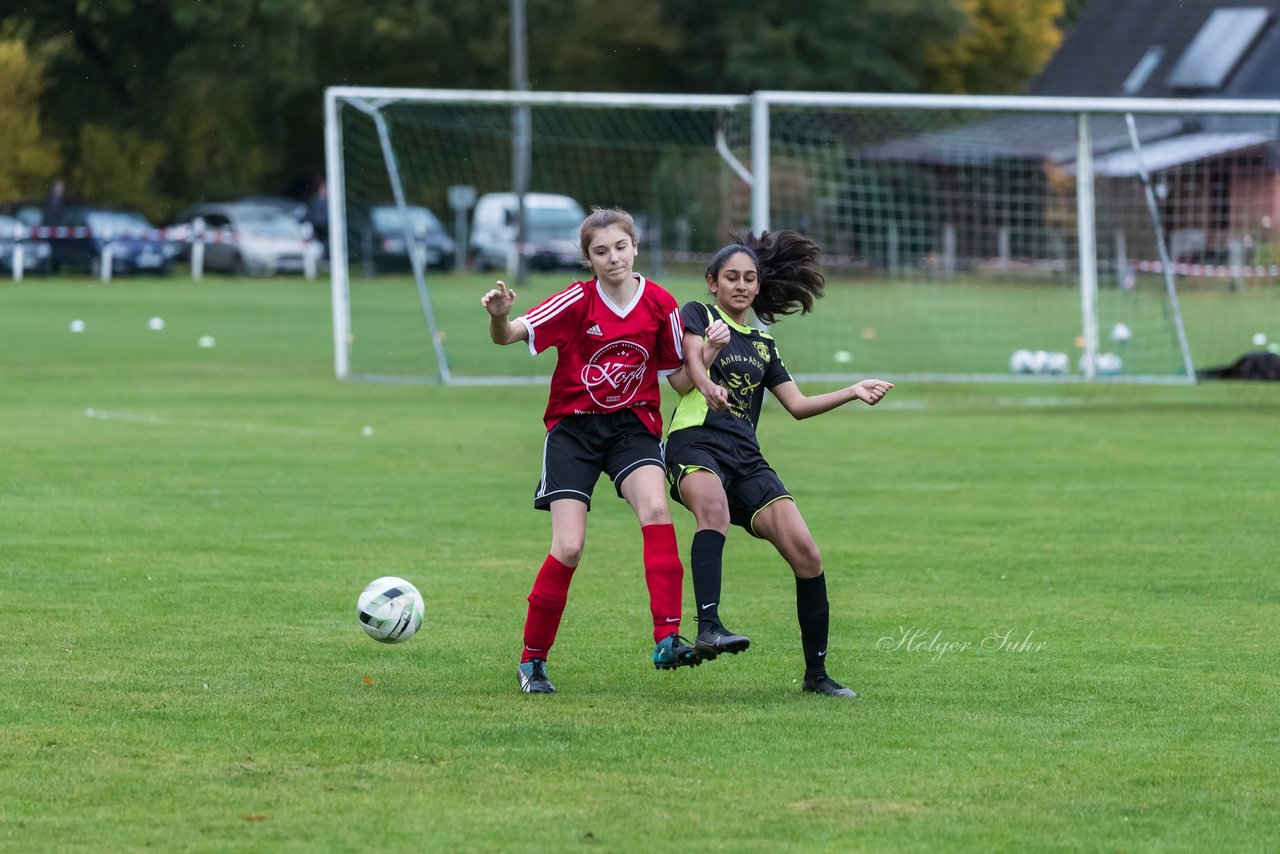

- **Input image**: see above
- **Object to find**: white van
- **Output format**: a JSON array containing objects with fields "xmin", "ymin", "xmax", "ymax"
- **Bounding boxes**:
[{"xmin": 470, "ymin": 192, "xmax": 586, "ymax": 272}]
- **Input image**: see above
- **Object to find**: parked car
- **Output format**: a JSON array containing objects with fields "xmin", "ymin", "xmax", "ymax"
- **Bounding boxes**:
[
  {"xmin": 470, "ymin": 192, "xmax": 585, "ymax": 272},
  {"xmin": 46, "ymin": 205, "xmax": 177, "ymax": 276},
  {"xmin": 0, "ymin": 215, "xmax": 53, "ymax": 275},
  {"xmin": 354, "ymin": 203, "xmax": 456, "ymax": 273},
  {"xmin": 179, "ymin": 202, "xmax": 322, "ymax": 276}
]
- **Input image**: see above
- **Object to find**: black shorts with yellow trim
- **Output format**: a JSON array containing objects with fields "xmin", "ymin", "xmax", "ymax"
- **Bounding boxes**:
[
  {"xmin": 534, "ymin": 410, "xmax": 666, "ymax": 511},
  {"xmin": 664, "ymin": 427, "xmax": 791, "ymax": 538}
]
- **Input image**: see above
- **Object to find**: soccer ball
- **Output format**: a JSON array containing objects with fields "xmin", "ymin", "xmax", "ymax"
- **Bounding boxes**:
[
  {"xmin": 357, "ymin": 576, "xmax": 425, "ymax": 643},
  {"xmin": 1009, "ymin": 349, "xmax": 1035, "ymax": 373},
  {"xmin": 1044, "ymin": 352, "xmax": 1069, "ymax": 375}
]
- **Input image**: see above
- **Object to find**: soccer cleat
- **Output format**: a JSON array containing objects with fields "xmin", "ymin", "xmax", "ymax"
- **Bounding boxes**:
[
  {"xmin": 517, "ymin": 658, "xmax": 556, "ymax": 693},
  {"xmin": 802, "ymin": 674, "xmax": 858, "ymax": 699},
  {"xmin": 653, "ymin": 633, "xmax": 701, "ymax": 670},
  {"xmin": 694, "ymin": 624, "xmax": 751, "ymax": 662}
]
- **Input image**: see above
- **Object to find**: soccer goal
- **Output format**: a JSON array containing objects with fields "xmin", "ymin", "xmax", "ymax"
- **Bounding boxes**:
[{"xmin": 326, "ymin": 88, "xmax": 1280, "ymax": 385}]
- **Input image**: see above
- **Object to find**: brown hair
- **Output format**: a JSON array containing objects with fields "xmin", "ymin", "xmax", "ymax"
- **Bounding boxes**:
[{"xmin": 578, "ymin": 207, "xmax": 638, "ymax": 261}]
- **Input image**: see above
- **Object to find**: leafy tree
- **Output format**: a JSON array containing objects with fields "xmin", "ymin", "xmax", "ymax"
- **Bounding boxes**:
[
  {"xmin": 0, "ymin": 39, "xmax": 62, "ymax": 202},
  {"xmin": 661, "ymin": 0, "xmax": 967, "ymax": 93},
  {"xmin": 922, "ymin": 0, "xmax": 1065, "ymax": 94},
  {"xmin": 73, "ymin": 124, "xmax": 168, "ymax": 221}
]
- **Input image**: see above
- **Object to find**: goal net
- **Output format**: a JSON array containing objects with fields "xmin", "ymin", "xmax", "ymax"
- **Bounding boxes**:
[{"xmin": 327, "ymin": 89, "xmax": 1280, "ymax": 384}]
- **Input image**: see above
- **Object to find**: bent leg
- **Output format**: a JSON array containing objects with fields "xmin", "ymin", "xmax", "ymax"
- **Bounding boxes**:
[
  {"xmin": 619, "ymin": 466, "xmax": 688, "ymax": 645},
  {"xmin": 677, "ymin": 470, "xmax": 732, "ymax": 632},
  {"xmin": 753, "ymin": 499, "xmax": 832, "ymax": 680},
  {"xmin": 521, "ymin": 499, "xmax": 588, "ymax": 662}
]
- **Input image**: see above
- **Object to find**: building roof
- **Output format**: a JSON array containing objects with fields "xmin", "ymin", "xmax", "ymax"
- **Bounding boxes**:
[{"xmin": 1030, "ymin": 0, "xmax": 1280, "ymax": 99}]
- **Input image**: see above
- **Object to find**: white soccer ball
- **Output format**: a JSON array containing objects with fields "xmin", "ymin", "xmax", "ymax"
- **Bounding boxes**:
[
  {"xmin": 1252, "ymin": 332, "xmax": 1268, "ymax": 347},
  {"xmin": 197, "ymin": 335, "xmax": 216, "ymax": 349},
  {"xmin": 1009, "ymin": 349, "xmax": 1035, "ymax": 373},
  {"xmin": 1028, "ymin": 350, "xmax": 1050, "ymax": 374},
  {"xmin": 1110, "ymin": 322, "xmax": 1132, "ymax": 343},
  {"xmin": 357, "ymin": 576, "xmax": 425, "ymax": 643},
  {"xmin": 70, "ymin": 319, "xmax": 86, "ymax": 333},
  {"xmin": 1097, "ymin": 352, "xmax": 1123, "ymax": 375},
  {"xmin": 1044, "ymin": 352, "xmax": 1070, "ymax": 375},
  {"xmin": 148, "ymin": 317, "xmax": 165, "ymax": 331},
  {"xmin": 833, "ymin": 350, "xmax": 852, "ymax": 364}
]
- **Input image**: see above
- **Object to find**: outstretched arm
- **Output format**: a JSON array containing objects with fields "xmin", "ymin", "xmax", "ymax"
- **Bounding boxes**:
[
  {"xmin": 481, "ymin": 281, "xmax": 528, "ymax": 345},
  {"xmin": 770, "ymin": 378, "xmax": 894, "ymax": 420}
]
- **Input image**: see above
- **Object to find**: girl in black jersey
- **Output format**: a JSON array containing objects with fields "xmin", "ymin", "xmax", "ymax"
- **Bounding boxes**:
[{"xmin": 665, "ymin": 230, "xmax": 893, "ymax": 698}]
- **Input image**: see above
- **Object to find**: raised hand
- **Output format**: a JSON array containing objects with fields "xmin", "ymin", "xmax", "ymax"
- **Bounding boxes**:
[
  {"xmin": 481, "ymin": 280, "xmax": 517, "ymax": 317},
  {"xmin": 852, "ymin": 379, "xmax": 894, "ymax": 405}
]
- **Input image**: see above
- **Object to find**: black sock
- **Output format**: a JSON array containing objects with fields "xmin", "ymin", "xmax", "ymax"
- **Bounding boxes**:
[
  {"xmin": 795, "ymin": 573, "xmax": 830, "ymax": 679},
  {"xmin": 690, "ymin": 529, "xmax": 726, "ymax": 632}
]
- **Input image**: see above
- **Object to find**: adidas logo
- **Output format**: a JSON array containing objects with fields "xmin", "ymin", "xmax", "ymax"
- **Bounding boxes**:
[{"xmin": 586, "ymin": 324, "xmax": 603, "ymax": 337}]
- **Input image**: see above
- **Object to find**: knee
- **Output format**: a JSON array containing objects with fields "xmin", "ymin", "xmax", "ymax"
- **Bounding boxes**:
[
  {"xmin": 634, "ymin": 496, "xmax": 672, "ymax": 527},
  {"xmin": 696, "ymin": 499, "xmax": 731, "ymax": 534},
  {"xmin": 550, "ymin": 538, "xmax": 584, "ymax": 568},
  {"xmin": 789, "ymin": 541, "xmax": 823, "ymax": 578}
]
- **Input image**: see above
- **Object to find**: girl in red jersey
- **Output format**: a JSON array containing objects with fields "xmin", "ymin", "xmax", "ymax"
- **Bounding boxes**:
[
  {"xmin": 665, "ymin": 230, "xmax": 893, "ymax": 698},
  {"xmin": 482, "ymin": 208, "xmax": 722, "ymax": 693}
]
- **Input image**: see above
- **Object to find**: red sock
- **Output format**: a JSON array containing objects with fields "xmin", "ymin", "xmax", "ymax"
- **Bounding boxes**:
[
  {"xmin": 521, "ymin": 554, "xmax": 576, "ymax": 663},
  {"xmin": 642, "ymin": 523, "xmax": 685, "ymax": 643}
]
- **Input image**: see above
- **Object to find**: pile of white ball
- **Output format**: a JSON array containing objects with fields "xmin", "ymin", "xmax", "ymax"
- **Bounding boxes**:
[{"xmin": 1009, "ymin": 349, "xmax": 1070, "ymax": 375}]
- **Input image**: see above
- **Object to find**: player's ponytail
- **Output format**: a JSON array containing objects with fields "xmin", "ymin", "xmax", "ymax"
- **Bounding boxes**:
[{"xmin": 729, "ymin": 230, "xmax": 825, "ymax": 325}]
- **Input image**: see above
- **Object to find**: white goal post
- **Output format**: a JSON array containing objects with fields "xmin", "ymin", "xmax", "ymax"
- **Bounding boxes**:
[{"xmin": 326, "ymin": 87, "xmax": 1280, "ymax": 385}]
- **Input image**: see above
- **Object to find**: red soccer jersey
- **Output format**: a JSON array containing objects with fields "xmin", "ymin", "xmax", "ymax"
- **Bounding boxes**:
[{"xmin": 517, "ymin": 274, "xmax": 684, "ymax": 437}]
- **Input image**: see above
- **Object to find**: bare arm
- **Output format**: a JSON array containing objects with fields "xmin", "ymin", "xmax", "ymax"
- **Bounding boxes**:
[
  {"xmin": 673, "ymin": 322, "xmax": 731, "ymax": 409},
  {"xmin": 481, "ymin": 281, "xmax": 529, "ymax": 345},
  {"xmin": 770, "ymin": 378, "xmax": 894, "ymax": 420}
]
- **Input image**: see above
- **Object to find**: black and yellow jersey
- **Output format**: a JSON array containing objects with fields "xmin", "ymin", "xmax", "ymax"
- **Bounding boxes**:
[{"xmin": 668, "ymin": 301, "xmax": 791, "ymax": 442}]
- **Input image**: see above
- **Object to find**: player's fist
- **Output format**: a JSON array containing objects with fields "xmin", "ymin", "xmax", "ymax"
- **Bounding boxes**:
[
  {"xmin": 703, "ymin": 382, "xmax": 731, "ymax": 412},
  {"xmin": 852, "ymin": 379, "xmax": 893, "ymax": 405},
  {"xmin": 481, "ymin": 280, "xmax": 517, "ymax": 316},
  {"xmin": 704, "ymin": 319, "xmax": 730, "ymax": 356}
]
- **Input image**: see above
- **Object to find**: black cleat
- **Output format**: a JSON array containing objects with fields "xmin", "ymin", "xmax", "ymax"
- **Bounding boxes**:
[
  {"xmin": 802, "ymin": 674, "xmax": 858, "ymax": 699},
  {"xmin": 517, "ymin": 658, "xmax": 556, "ymax": 693},
  {"xmin": 653, "ymin": 633, "xmax": 701, "ymax": 670},
  {"xmin": 694, "ymin": 624, "xmax": 751, "ymax": 662}
]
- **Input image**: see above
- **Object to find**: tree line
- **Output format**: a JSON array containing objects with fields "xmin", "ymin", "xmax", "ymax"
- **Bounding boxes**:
[{"xmin": 0, "ymin": 0, "xmax": 1077, "ymax": 221}]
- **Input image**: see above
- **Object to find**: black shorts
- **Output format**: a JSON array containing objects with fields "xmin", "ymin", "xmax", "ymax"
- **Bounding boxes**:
[
  {"xmin": 534, "ymin": 410, "xmax": 666, "ymax": 511},
  {"xmin": 665, "ymin": 427, "xmax": 791, "ymax": 538}
]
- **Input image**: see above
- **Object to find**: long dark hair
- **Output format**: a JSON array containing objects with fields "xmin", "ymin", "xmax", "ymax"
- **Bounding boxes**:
[{"xmin": 705, "ymin": 230, "xmax": 824, "ymax": 325}]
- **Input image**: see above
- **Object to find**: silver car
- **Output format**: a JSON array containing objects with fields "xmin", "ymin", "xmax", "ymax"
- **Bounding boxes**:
[{"xmin": 183, "ymin": 203, "xmax": 322, "ymax": 276}]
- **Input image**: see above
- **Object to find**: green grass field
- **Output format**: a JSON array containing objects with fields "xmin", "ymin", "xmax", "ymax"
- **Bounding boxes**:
[
  {"xmin": 3, "ymin": 274, "xmax": 1279, "ymax": 851},
  {"xmin": 342, "ymin": 267, "xmax": 1280, "ymax": 381}
]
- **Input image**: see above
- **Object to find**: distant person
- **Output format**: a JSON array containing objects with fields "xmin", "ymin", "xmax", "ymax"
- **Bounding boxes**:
[
  {"xmin": 305, "ymin": 177, "xmax": 329, "ymax": 250},
  {"xmin": 42, "ymin": 178, "xmax": 66, "ymax": 225},
  {"xmin": 480, "ymin": 207, "xmax": 705, "ymax": 693},
  {"xmin": 664, "ymin": 230, "xmax": 893, "ymax": 698}
]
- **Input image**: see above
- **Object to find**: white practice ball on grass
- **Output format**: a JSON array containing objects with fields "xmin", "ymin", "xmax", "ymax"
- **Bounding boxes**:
[
  {"xmin": 1252, "ymin": 332, "xmax": 1268, "ymax": 347},
  {"xmin": 833, "ymin": 350, "xmax": 852, "ymax": 364},
  {"xmin": 148, "ymin": 317, "xmax": 165, "ymax": 331},
  {"xmin": 1110, "ymin": 322, "xmax": 1132, "ymax": 343},
  {"xmin": 357, "ymin": 576, "xmax": 425, "ymax": 643},
  {"xmin": 1009, "ymin": 349, "xmax": 1034, "ymax": 373},
  {"xmin": 70, "ymin": 319, "xmax": 86, "ymax": 333},
  {"xmin": 197, "ymin": 335, "xmax": 216, "ymax": 349},
  {"xmin": 1029, "ymin": 350, "xmax": 1050, "ymax": 374},
  {"xmin": 1044, "ymin": 352, "xmax": 1070, "ymax": 375},
  {"xmin": 361, "ymin": 426, "xmax": 374, "ymax": 437}
]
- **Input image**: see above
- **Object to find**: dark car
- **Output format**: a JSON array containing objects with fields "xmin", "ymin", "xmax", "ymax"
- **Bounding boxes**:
[
  {"xmin": 354, "ymin": 204, "xmax": 455, "ymax": 274},
  {"xmin": 46, "ymin": 206, "xmax": 177, "ymax": 276},
  {"xmin": 0, "ymin": 214, "xmax": 53, "ymax": 276}
]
